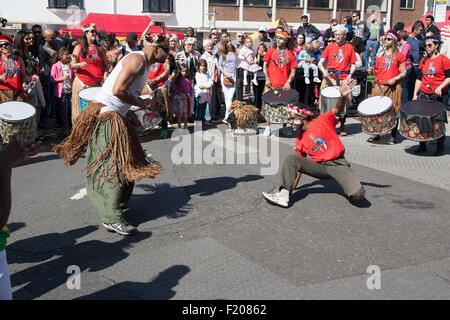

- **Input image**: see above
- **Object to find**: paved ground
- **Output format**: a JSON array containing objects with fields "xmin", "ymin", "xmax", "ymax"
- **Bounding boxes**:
[{"xmin": 6, "ymin": 115, "xmax": 450, "ymax": 300}]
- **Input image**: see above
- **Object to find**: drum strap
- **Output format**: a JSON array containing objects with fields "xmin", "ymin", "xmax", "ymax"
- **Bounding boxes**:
[
  {"xmin": 377, "ymin": 84, "xmax": 391, "ymax": 96},
  {"xmin": 0, "ymin": 89, "xmax": 12, "ymax": 101},
  {"xmin": 0, "ymin": 89, "xmax": 22, "ymax": 101}
]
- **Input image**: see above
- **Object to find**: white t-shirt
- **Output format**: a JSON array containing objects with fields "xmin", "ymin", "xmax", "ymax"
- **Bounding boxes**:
[{"xmin": 61, "ymin": 63, "xmax": 72, "ymax": 93}]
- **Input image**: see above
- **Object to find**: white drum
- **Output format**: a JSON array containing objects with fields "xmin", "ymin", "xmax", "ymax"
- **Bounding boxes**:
[
  {"xmin": 78, "ymin": 87, "xmax": 103, "ymax": 111},
  {"xmin": 0, "ymin": 101, "xmax": 37, "ymax": 143},
  {"xmin": 320, "ymin": 86, "xmax": 341, "ymax": 113},
  {"xmin": 358, "ymin": 96, "xmax": 396, "ymax": 135}
]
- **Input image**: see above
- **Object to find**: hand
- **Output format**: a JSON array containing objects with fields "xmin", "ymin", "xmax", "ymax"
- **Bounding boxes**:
[
  {"xmin": 80, "ymin": 62, "xmax": 87, "ymax": 68},
  {"xmin": 435, "ymin": 87, "xmax": 443, "ymax": 96},
  {"xmin": 64, "ymin": 74, "xmax": 71, "ymax": 81},
  {"xmin": 265, "ymin": 79, "xmax": 271, "ymax": 88},
  {"xmin": 387, "ymin": 78, "xmax": 396, "ymax": 86},
  {"xmin": 283, "ymin": 81, "xmax": 291, "ymax": 91},
  {"xmin": 413, "ymin": 95, "xmax": 418, "ymax": 101},
  {"xmin": 339, "ymin": 78, "xmax": 357, "ymax": 97}
]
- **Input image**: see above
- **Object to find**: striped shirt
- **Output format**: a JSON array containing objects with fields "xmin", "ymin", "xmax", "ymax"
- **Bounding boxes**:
[{"xmin": 441, "ymin": 25, "xmax": 450, "ymax": 41}]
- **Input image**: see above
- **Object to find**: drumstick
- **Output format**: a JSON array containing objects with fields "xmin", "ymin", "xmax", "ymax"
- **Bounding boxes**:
[{"xmin": 426, "ymin": 85, "xmax": 440, "ymax": 97}]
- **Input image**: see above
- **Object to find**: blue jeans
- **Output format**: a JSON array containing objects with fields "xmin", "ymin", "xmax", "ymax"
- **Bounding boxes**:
[
  {"xmin": 205, "ymin": 82, "xmax": 218, "ymax": 121},
  {"xmin": 195, "ymin": 97, "xmax": 207, "ymax": 123},
  {"xmin": 401, "ymin": 67, "xmax": 413, "ymax": 104},
  {"xmin": 364, "ymin": 40, "xmax": 379, "ymax": 67}
]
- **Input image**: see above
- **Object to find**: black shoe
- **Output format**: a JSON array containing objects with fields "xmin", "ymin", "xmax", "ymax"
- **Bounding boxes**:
[
  {"xmin": 414, "ymin": 144, "xmax": 427, "ymax": 153},
  {"xmin": 367, "ymin": 135, "xmax": 380, "ymax": 143},
  {"xmin": 434, "ymin": 148, "xmax": 445, "ymax": 156},
  {"xmin": 386, "ymin": 136, "xmax": 396, "ymax": 145},
  {"xmin": 102, "ymin": 221, "xmax": 138, "ymax": 236}
]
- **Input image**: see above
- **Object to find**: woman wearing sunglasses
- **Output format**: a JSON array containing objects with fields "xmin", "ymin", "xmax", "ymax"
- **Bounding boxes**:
[
  {"xmin": 70, "ymin": 24, "xmax": 109, "ymax": 124},
  {"xmin": 367, "ymin": 30, "xmax": 406, "ymax": 144},
  {"xmin": 412, "ymin": 35, "xmax": 450, "ymax": 156},
  {"xmin": 0, "ymin": 36, "xmax": 28, "ymax": 103}
]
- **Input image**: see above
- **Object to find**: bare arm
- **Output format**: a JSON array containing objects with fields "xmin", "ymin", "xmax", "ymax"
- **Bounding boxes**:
[
  {"xmin": 318, "ymin": 58, "xmax": 329, "ymax": 79},
  {"xmin": 333, "ymin": 78, "xmax": 357, "ymax": 116},
  {"xmin": 283, "ymin": 67, "xmax": 296, "ymax": 91},
  {"xmin": 263, "ymin": 61, "xmax": 270, "ymax": 87},
  {"xmin": 413, "ymin": 79, "xmax": 422, "ymax": 100},
  {"xmin": 70, "ymin": 46, "xmax": 86, "ymax": 70}
]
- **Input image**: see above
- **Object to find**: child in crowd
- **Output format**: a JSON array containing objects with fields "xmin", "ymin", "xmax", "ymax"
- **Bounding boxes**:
[
  {"xmin": 173, "ymin": 64, "xmax": 193, "ymax": 129},
  {"xmin": 296, "ymin": 43, "xmax": 321, "ymax": 85},
  {"xmin": 311, "ymin": 40, "xmax": 322, "ymax": 61},
  {"xmin": 238, "ymin": 37, "xmax": 262, "ymax": 86},
  {"xmin": 194, "ymin": 59, "xmax": 213, "ymax": 124},
  {"xmin": 50, "ymin": 47, "xmax": 74, "ymax": 133}
]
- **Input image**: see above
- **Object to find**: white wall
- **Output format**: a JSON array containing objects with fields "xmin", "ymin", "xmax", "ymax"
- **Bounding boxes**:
[{"xmin": 1, "ymin": 0, "xmax": 203, "ymax": 29}]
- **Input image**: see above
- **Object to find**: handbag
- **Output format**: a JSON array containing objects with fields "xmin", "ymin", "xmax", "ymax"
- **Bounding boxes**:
[{"xmin": 223, "ymin": 77, "xmax": 234, "ymax": 87}]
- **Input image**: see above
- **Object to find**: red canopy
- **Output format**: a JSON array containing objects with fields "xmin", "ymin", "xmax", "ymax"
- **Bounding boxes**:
[
  {"xmin": 60, "ymin": 13, "xmax": 184, "ymax": 40},
  {"xmin": 405, "ymin": 11, "xmax": 450, "ymax": 33}
]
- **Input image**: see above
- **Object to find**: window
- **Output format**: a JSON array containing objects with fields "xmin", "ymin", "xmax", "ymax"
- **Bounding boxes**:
[
  {"xmin": 210, "ymin": 0, "xmax": 238, "ymax": 4},
  {"xmin": 48, "ymin": 0, "xmax": 84, "ymax": 9},
  {"xmin": 400, "ymin": 0, "xmax": 414, "ymax": 9},
  {"xmin": 365, "ymin": 0, "xmax": 387, "ymax": 12},
  {"xmin": 337, "ymin": 0, "xmax": 360, "ymax": 10},
  {"xmin": 244, "ymin": 0, "xmax": 271, "ymax": 5},
  {"xmin": 309, "ymin": 0, "xmax": 332, "ymax": 9},
  {"xmin": 277, "ymin": 0, "xmax": 303, "ymax": 8},
  {"xmin": 143, "ymin": 0, "xmax": 173, "ymax": 13}
]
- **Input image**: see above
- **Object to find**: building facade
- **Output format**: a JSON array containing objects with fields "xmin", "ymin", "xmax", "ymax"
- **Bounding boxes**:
[{"xmin": 0, "ymin": 0, "xmax": 448, "ymax": 36}]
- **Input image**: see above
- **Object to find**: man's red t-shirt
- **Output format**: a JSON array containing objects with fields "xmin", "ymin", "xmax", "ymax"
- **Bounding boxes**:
[
  {"xmin": 321, "ymin": 42, "xmax": 357, "ymax": 80},
  {"xmin": 147, "ymin": 61, "xmax": 168, "ymax": 88},
  {"xmin": 294, "ymin": 111, "xmax": 345, "ymax": 163},
  {"xmin": 374, "ymin": 51, "xmax": 406, "ymax": 85},
  {"xmin": 419, "ymin": 54, "xmax": 450, "ymax": 94},
  {"xmin": 264, "ymin": 47, "xmax": 298, "ymax": 87}
]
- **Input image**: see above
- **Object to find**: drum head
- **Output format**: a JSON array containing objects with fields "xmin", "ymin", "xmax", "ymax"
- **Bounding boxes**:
[
  {"xmin": 0, "ymin": 101, "xmax": 36, "ymax": 122},
  {"xmin": 321, "ymin": 86, "xmax": 341, "ymax": 98},
  {"xmin": 358, "ymin": 96, "xmax": 393, "ymax": 116},
  {"xmin": 262, "ymin": 89, "xmax": 299, "ymax": 104},
  {"xmin": 79, "ymin": 87, "xmax": 102, "ymax": 101},
  {"xmin": 401, "ymin": 100, "xmax": 445, "ymax": 116}
]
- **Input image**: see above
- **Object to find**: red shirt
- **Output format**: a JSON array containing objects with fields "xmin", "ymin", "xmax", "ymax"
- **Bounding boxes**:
[
  {"xmin": 75, "ymin": 44, "xmax": 104, "ymax": 85},
  {"xmin": 419, "ymin": 54, "xmax": 450, "ymax": 94},
  {"xmin": 321, "ymin": 42, "xmax": 357, "ymax": 80},
  {"xmin": 374, "ymin": 51, "xmax": 406, "ymax": 85},
  {"xmin": 294, "ymin": 111, "xmax": 345, "ymax": 163},
  {"xmin": 0, "ymin": 55, "xmax": 23, "ymax": 91},
  {"xmin": 264, "ymin": 47, "xmax": 297, "ymax": 88},
  {"xmin": 147, "ymin": 61, "xmax": 168, "ymax": 88}
]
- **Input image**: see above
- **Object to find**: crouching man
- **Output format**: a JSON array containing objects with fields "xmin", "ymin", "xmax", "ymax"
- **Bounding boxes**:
[{"xmin": 263, "ymin": 78, "xmax": 366, "ymax": 208}]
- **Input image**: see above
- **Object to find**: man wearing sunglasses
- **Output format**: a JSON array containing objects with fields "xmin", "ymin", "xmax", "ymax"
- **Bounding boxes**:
[{"xmin": 262, "ymin": 78, "xmax": 365, "ymax": 208}]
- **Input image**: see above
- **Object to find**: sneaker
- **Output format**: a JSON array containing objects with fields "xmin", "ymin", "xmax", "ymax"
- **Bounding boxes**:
[
  {"xmin": 102, "ymin": 221, "xmax": 138, "ymax": 236},
  {"xmin": 243, "ymin": 80, "xmax": 248, "ymax": 86},
  {"xmin": 222, "ymin": 119, "xmax": 228, "ymax": 124},
  {"xmin": 263, "ymin": 126, "xmax": 271, "ymax": 136},
  {"xmin": 313, "ymin": 77, "xmax": 321, "ymax": 83},
  {"xmin": 159, "ymin": 129, "xmax": 168, "ymax": 139},
  {"xmin": 262, "ymin": 190, "xmax": 289, "ymax": 208},
  {"xmin": 304, "ymin": 77, "xmax": 310, "ymax": 84},
  {"xmin": 252, "ymin": 78, "xmax": 259, "ymax": 86}
]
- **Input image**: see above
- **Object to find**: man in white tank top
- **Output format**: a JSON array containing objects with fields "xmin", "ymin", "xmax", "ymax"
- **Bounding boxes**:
[{"xmin": 54, "ymin": 33, "xmax": 169, "ymax": 236}]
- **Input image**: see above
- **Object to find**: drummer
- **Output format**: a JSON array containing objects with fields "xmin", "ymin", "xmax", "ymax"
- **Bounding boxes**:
[
  {"xmin": 412, "ymin": 35, "xmax": 450, "ymax": 156},
  {"xmin": 262, "ymin": 78, "xmax": 366, "ymax": 208},
  {"xmin": 368, "ymin": 30, "xmax": 406, "ymax": 144},
  {"xmin": 318, "ymin": 25, "xmax": 358, "ymax": 136},
  {"xmin": 263, "ymin": 30, "xmax": 297, "ymax": 137},
  {"xmin": 0, "ymin": 36, "xmax": 28, "ymax": 103}
]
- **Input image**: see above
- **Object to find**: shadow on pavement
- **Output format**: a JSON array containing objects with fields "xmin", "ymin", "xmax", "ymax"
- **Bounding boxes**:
[
  {"xmin": 76, "ymin": 265, "xmax": 191, "ymax": 300},
  {"xmin": 8, "ymin": 226, "xmax": 152, "ymax": 299},
  {"xmin": 131, "ymin": 175, "xmax": 263, "ymax": 226}
]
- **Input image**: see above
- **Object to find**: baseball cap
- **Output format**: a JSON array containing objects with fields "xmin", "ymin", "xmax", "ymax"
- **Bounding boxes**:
[{"xmin": 258, "ymin": 25, "xmax": 267, "ymax": 32}]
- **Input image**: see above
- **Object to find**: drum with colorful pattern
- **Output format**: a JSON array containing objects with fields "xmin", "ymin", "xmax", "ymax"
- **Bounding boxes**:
[
  {"xmin": 0, "ymin": 101, "xmax": 37, "ymax": 143},
  {"xmin": 358, "ymin": 96, "xmax": 396, "ymax": 135},
  {"xmin": 128, "ymin": 106, "xmax": 162, "ymax": 132},
  {"xmin": 400, "ymin": 100, "xmax": 447, "ymax": 141}
]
